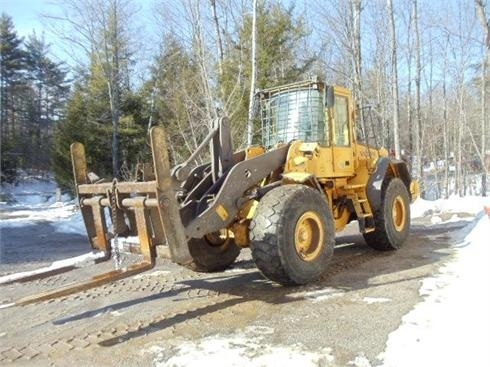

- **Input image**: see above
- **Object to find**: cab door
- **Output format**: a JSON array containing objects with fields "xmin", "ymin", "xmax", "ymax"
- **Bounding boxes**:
[{"xmin": 329, "ymin": 87, "xmax": 355, "ymax": 177}]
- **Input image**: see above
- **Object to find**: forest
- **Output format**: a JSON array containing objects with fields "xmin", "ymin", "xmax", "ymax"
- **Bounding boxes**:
[{"xmin": 1, "ymin": 0, "xmax": 489, "ymax": 199}]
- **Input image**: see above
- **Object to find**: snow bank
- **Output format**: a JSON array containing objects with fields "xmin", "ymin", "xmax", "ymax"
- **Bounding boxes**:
[
  {"xmin": 379, "ymin": 214, "xmax": 490, "ymax": 366},
  {"xmin": 0, "ymin": 177, "xmax": 71, "ymax": 206},
  {"xmin": 0, "ymin": 251, "xmax": 105, "ymax": 285},
  {"xmin": 411, "ymin": 196, "xmax": 487, "ymax": 219},
  {"xmin": 0, "ymin": 202, "xmax": 79, "ymax": 225},
  {"xmin": 0, "ymin": 177, "xmax": 85, "ymax": 232}
]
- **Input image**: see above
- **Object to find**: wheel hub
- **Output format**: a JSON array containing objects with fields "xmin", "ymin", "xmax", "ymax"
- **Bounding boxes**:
[
  {"xmin": 392, "ymin": 195, "xmax": 406, "ymax": 232},
  {"xmin": 204, "ymin": 229, "xmax": 230, "ymax": 247},
  {"xmin": 294, "ymin": 211, "xmax": 324, "ymax": 262}
]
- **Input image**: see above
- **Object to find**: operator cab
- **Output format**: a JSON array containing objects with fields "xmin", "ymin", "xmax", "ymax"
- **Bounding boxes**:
[
  {"xmin": 257, "ymin": 79, "xmax": 354, "ymax": 149},
  {"xmin": 257, "ymin": 79, "xmax": 356, "ymax": 178}
]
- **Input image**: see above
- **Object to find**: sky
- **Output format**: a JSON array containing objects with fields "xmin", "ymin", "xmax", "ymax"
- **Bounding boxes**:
[
  {"xmin": 1, "ymin": 0, "xmax": 51, "ymax": 37},
  {"xmin": 2, "ymin": 0, "xmax": 75, "ymax": 65},
  {"xmin": 1, "ymin": 0, "xmax": 156, "ymax": 74}
]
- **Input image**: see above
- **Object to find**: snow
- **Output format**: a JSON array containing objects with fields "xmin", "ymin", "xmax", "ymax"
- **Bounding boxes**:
[
  {"xmin": 0, "ymin": 251, "xmax": 105, "ymax": 285},
  {"xmin": 362, "ymin": 297, "xmax": 391, "ymax": 304},
  {"xmin": 287, "ymin": 286, "xmax": 345, "ymax": 303},
  {"xmin": 378, "ymin": 213, "xmax": 490, "ymax": 367},
  {"xmin": 148, "ymin": 326, "xmax": 334, "ymax": 367},
  {"xmin": 410, "ymin": 196, "xmax": 484, "ymax": 219}
]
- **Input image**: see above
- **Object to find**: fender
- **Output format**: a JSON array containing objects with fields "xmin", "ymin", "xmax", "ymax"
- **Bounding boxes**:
[{"xmin": 367, "ymin": 157, "xmax": 412, "ymax": 211}]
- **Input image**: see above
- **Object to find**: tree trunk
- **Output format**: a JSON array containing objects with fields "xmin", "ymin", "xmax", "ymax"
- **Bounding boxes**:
[
  {"xmin": 414, "ymin": 0, "xmax": 422, "ymax": 180},
  {"xmin": 387, "ymin": 0, "xmax": 400, "ymax": 159},
  {"xmin": 351, "ymin": 0, "xmax": 363, "ymax": 109},
  {"xmin": 475, "ymin": 0, "xmax": 489, "ymax": 196},
  {"xmin": 247, "ymin": 0, "xmax": 257, "ymax": 146},
  {"xmin": 210, "ymin": 0, "xmax": 225, "ymax": 101}
]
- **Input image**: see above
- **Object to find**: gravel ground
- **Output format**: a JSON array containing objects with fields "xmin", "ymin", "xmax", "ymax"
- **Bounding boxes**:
[{"xmin": 0, "ymin": 218, "xmax": 472, "ymax": 367}]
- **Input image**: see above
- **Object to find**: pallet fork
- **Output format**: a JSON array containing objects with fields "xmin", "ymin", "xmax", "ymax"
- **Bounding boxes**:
[
  {"xmin": 1, "ymin": 116, "xmax": 288, "ymax": 308},
  {"xmin": 1, "ymin": 127, "xmax": 192, "ymax": 307}
]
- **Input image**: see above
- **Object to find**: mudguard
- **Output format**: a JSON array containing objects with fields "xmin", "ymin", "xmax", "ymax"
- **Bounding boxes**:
[{"xmin": 367, "ymin": 157, "xmax": 412, "ymax": 211}]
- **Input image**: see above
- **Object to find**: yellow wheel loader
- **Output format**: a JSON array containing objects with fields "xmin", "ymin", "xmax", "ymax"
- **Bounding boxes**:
[{"xmin": 2, "ymin": 79, "xmax": 419, "ymax": 307}]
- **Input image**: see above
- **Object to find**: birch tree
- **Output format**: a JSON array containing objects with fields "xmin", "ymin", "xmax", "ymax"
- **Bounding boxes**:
[
  {"xmin": 476, "ymin": 0, "xmax": 489, "ymax": 196},
  {"xmin": 247, "ymin": 0, "xmax": 257, "ymax": 146},
  {"xmin": 387, "ymin": 0, "xmax": 400, "ymax": 159}
]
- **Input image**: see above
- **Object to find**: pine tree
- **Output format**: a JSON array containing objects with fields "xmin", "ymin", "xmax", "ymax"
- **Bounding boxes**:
[
  {"xmin": 53, "ymin": 63, "xmax": 151, "ymax": 192},
  {"xmin": 24, "ymin": 33, "xmax": 69, "ymax": 170},
  {"xmin": 0, "ymin": 13, "xmax": 27, "ymax": 181},
  {"xmin": 221, "ymin": 2, "xmax": 314, "ymax": 146}
]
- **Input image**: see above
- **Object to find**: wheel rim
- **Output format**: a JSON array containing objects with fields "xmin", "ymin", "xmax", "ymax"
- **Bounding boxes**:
[
  {"xmin": 294, "ymin": 211, "xmax": 324, "ymax": 262},
  {"xmin": 392, "ymin": 196, "xmax": 406, "ymax": 232}
]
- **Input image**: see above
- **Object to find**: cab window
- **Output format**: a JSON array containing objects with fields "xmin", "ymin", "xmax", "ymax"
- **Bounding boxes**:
[{"xmin": 333, "ymin": 96, "xmax": 350, "ymax": 146}]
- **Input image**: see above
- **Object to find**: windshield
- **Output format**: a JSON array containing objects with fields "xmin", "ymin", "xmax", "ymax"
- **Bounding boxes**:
[{"xmin": 260, "ymin": 88, "xmax": 326, "ymax": 147}]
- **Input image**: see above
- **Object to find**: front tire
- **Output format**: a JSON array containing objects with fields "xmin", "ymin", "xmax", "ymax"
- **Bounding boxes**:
[
  {"xmin": 187, "ymin": 230, "xmax": 240, "ymax": 272},
  {"xmin": 250, "ymin": 185, "xmax": 335, "ymax": 285},
  {"xmin": 363, "ymin": 178, "xmax": 410, "ymax": 251}
]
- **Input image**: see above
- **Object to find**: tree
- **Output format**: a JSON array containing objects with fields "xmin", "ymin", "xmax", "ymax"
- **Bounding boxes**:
[
  {"xmin": 221, "ymin": 1, "xmax": 314, "ymax": 146},
  {"xmin": 47, "ymin": 0, "xmax": 137, "ymax": 178},
  {"xmin": 0, "ymin": 13, "xmax": 27, "ymax": 181},
  {"xmin": 247, "ymin": 0, "xmax": 257, "ymax": 146},
  {"xmin": 53, "ymin": 69, "xmax": 150, "ymax": 191},
  {"xmin": 144, "ymin": 35, "xmax": 208, "ymax": 164},
  {"xmin": 24, "ymin": 33, "xmax": 69, "ymax": 170},
  {"xmin": 476, "ymin": 0, "xmax": 489, "ymax": 196},
  {"xmin": 387, "ymin": 0, "xmax": 400, "ymax": 159}
]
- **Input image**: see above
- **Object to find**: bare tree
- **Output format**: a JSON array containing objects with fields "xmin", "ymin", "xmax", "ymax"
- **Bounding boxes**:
[
  {"xmin": 351, "ymin": 0, "xmax": 363, "ymax": 107},
  {"xmin": 45, "ymin": 0, "xmax": 137, "ymax": 178},
  {"xmin": 387, "ymin": 0, "xmax": 400, "ymax": 159},
  {"xmin": 247, "ymin": 0, "xmax": 257, "ymax": 146},
  {"xmin": 413, "ymin": 0, "xmax": 422, "ymax": 179},
  {"xmin": 476, "ymin": 0, "xmax": 489, "ymax": 196}
]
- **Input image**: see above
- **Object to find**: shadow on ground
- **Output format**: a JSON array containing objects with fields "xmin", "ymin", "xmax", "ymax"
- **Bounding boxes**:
[{"xmin": 46, "ymin": 220, "xmax": 472, "ymax": 347}]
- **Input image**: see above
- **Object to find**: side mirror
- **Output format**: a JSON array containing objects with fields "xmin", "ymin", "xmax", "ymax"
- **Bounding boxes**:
[{"xmin": 325, "ymin": 86, "xmax": 335, "ymax": 108}]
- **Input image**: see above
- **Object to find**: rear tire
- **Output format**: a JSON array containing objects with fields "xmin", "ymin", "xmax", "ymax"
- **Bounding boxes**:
[
  {"xmin": 363, "ymin": 178, "xmax": 410, "ymax": 251},
  {"xmin": 187, "ymin": 231, "xmax": 240, "ymax": 272},
  {"xmin": 250, "ymin": 185, "xmax": 335, "ymax": 285}
]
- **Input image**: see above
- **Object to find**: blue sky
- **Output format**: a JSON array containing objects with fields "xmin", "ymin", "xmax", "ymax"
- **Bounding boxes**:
[{"xmin": 1, "ymin": 0, "xmax": 51, "ymax": 37}]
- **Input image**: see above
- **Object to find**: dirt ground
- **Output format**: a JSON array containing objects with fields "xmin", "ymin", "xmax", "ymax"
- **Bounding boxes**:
[{"xmin": 0, "ymin": 218, "xmax": 473, "ymax": 366}]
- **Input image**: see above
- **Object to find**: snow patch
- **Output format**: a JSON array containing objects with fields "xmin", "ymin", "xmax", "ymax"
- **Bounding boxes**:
[
  {"xmin": 348, "ymin": 353, "xmax": 372, "ymax": 367},
  {"xmin": 147, "ymin": 327, "xmax": 334, "ymax": 367},
  {"xmin": 0, "ymin": 251, "xmax": 105, "ymax": 284},
  {"xmin": 362, "ymin": 297, "xmax": 391, "ymax": 304},
  {"xmin": 0, "ymin": 203, "xmax": 78, "ymax": 223},
  {"xmin": 287, "ymin": 287, "xmax": 345, "ymax": 303},
  {"xmin": 132, "ymin": 270, "xmax": 172, "ymax": 280},
  {"xmin": 411, "ymin": 196, "xmax": 488, "ymax": 219},
  {"xmin": 379, "ymin": 214, "xmax": 490, "ymax": 367}
]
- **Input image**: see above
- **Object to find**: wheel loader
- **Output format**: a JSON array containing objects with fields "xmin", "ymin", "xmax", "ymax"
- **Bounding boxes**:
[{"xmin": 2, "ymin": 78, "xmax": 419, "ymax": 307}]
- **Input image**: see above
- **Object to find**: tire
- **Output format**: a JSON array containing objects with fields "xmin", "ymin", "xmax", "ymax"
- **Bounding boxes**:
[
  {"xmin": 363, "ymin": 177, "xmax": 410, "ymax": 251},
  {"xmin": 187, "ymin": 230, "xmax": 240, "ymax": 272},
  {"xmin": 250, "ymin": 185, "xmax": 335, "ymax": 285}
]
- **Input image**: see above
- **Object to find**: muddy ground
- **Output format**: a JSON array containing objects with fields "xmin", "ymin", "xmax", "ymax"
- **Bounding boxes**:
[{"xmin": 0, "ymin": 217, "xmax": 473, "ymax": 366}]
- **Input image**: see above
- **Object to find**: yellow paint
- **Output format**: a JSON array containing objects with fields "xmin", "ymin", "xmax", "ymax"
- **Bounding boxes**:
[
  {"xmin": 216, "ymin": 205, "xmax": 229, "ymax": 221},
  {"xmin": 246, "ymin": 146, "xmax": 266, "ymax": 159},
  {"xmin": 231, "ymin": 221, "xmax": 250, "ymax": 247}
]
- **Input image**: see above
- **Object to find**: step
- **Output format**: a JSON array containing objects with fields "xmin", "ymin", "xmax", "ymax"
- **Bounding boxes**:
[{"xmin": 344, "ymin": 184, "xmax": 366, "ymax": 190}]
